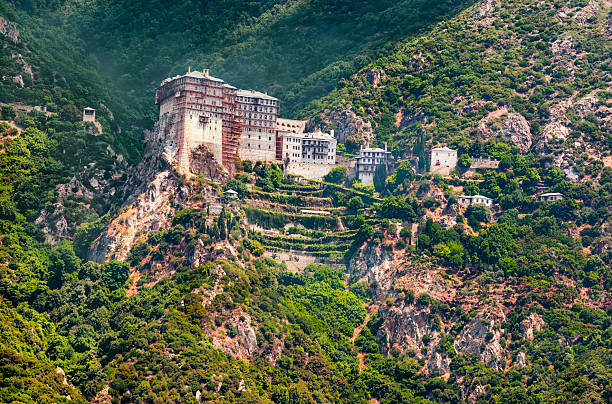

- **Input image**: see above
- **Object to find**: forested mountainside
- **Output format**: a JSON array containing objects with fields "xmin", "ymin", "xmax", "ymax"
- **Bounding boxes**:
[
  {"xmin": 4, "ymin": 0, "xmax": 475, "ymax": 125},
  {"xmin": 308, "ymin": 0, "xmax": 612, "ymax": 166},
  {"xmin": 0, "ymin": 0, "xmax": 611, "ymax": 403}
]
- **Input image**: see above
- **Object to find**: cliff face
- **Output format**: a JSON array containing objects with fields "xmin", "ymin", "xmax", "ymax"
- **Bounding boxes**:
[
  {"xmin": 88, "ymin": 112, "xmax": 227, "ymax": 262},
  {"xmin": 347, "ymin": 230, "xmax": 599, "ymax": 397}
]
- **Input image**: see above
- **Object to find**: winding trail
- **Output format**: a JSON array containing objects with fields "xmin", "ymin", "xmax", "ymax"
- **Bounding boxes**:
[
  {"xmin": 352, "ymin": 303, "xmax": 379, "ymax": 371},
  {"xmin": 344, "ymin": 273, "xmax": 379, "ymax": 371}
]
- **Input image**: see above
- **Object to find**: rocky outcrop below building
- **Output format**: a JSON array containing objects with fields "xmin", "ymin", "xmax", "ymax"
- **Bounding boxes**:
[
  {"xmin": 453, "ymin": 311, "xmax": 506, "ymax": 370},
  {"xmin": 88, "ymin": 112, "xmax": 227, "ymax": 262}
]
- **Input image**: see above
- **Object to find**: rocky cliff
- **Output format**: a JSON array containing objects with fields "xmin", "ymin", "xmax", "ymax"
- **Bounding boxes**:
[{"xmin": 88, "ymin": 112, "xmax": 228, "ymax": 262}]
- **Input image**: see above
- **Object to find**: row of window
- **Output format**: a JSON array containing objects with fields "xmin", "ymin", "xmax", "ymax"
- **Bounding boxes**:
[
  {"xmin": 246, "ymin": 143, "xmax": 273, "ymax": 150},
  {"xmin": 360, "ymin": 158, "xmax": 386, "ymax": 164},
  {"xmin": 244, "ymin": 120, "xmax": 275, "ymax": 127},
  {"xmin": 238, "ymin": 103, "xmax": 276, "ymax": 113},
  {"xmin": 242, "ymin": 112, "xmax": 274, "ymax": 120},
  {"xmin": 247, "ymin": 134, "xmax": 273, "ymax": 141},
  {"xmin": 237, "ymin": 96, "xmax": 278, "ymax": 106}
]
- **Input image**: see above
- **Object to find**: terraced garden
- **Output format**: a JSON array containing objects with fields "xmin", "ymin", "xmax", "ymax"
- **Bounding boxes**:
[{"xmin": 239, "ymin": 170, "xmax": 382, "ymax": 264}]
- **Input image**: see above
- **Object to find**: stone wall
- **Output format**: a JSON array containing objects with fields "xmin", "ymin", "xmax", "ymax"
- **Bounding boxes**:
[
  {"xmin": 471, "ymin": 157, "xmax": 499, "ymax": 169},
  {"xmin": 285, "ymin": 162, "xmax": 335, "ymax": 180}
]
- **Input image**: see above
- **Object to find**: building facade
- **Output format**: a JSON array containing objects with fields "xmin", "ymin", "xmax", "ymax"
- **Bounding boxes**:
[
  {"xmin": 236, "ymin": 89, "xmax": 279, "ymax": 162},
  {"xmin": 430, "ymin": 147, "xmax": 457, "ymax": 175},
  {"xmin": 356, "ymin": 145, "xmax": 392, "ymax": 184},
  {"xmin": 281, "ymin": 130, "xmax": 336, "ymax": 164},
  {"xmin": 537, "ymin": 192, "xmax": 563, "ymax": 202},
  {"xmin": 458, "ymin": 195, "xmax": 493, "ymax": 206},
  {"xmin": 155, "ymin": 69, "xmax": 239, "ymax": 173},
  {"xmin": 156, "ymin": 69, "xmax": 337, "ymax": 175}
]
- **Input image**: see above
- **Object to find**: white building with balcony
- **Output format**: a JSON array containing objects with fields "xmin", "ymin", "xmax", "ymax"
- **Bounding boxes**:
[{"xmin": 356, "ymin": 144, "xmax": 392, "ymax": 184}]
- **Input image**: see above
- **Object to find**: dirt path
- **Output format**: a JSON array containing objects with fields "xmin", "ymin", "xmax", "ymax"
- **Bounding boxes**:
[
  {"xmin": 344, "ymin": 274, "xmax": 379, "ymax": 371},
  {"xmin": 352, "ymin": 303, "xmax": 379, "ymax": 371},
  {"xmin": 126, "ymin": 271, "xmax": 141, "ymax": 297},
  {"xmin": 351, "ymin": 304, "xmax": 377, "ymax": 344}
]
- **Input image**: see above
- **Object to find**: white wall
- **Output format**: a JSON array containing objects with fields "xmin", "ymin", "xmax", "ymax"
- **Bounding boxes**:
[
  {"xmin": 430, "ymin": 149, "xmax": 457, "ymax": 175},
  {"xmin": 286, "ymin": 162, "xmax": 336, "ymax": 180},
  {"xmin": 184, "ymin": 113, "xmax": 223, "ymax": 164},
  {"xmin": 238, "ymin": 128, "xmax": 277, "ymax": 162}
]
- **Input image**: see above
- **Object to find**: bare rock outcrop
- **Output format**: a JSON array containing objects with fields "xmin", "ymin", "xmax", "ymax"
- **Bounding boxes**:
[
  {"xmin": 313, "ymin": 106, "xmax": 373, "ymax": 146},
  {"xmin": 35, "ymin": 203, "xmax": 69, "ymax": 246},
  {"xmin": 349, "ymin": 242, "xmax": 396, "ymax": 299},
  {"xmin": 89, "ymin": 170, "xmax": 186, "ymax": 262},
  {"xmin": 11, "ymin": 75, "xmax": 24, "ymax": 87},
  {"xmin": 408, "ymin": 52, "xmax": 429, "ymax": 72},
  {"xmin": 11, "ymin": 53, "xmax": 33, "ymax": 80},
  {"xmin": 88, "ymin": 111, "xmax": 226, "ymax": 262},
  {"xmin": 515, "ymin": 351, "xmax": 527, "ymax": 369},
  {"xmin": 536, "ymin": 98, "xmax": 574, "ymax": 152},
  {"xmin": 574, "ymin": 0, "xmax": 600, "ymax": 25},
  {"xmin": 92, "ymin": 386, "xmax": 112, "ymax": 404},
  {"xmin": 575, "ymin": 96, "xmax": 599, "ymax": 118},
  {"xmin": 0, "ymin": 16, "xmax": 19, "ymax": 44},
  {"xmin": 551, "ymin": 36, "xmax": 574, "ymax": 59},
  {"xmin": 478, "ymin": 109, "xmax": 531, "ymax": 153},
  {"xmin": 519, "ymin": 312, "xmax": 545, "ymax": 341},
  {"xmin": 473, "ymin": 0, "xmax": 500, "ymax": 18},
  {"xmin": 190, "ymin": 144, "xmax": 229, "ymax": 181},
  {"xmin": 364, "ymin": 68, "xmax": 386, "ymax": 87},
  {"xmin": 376, "ymin": 303, "xmax": 439, "ymax": 357},
  {"xmin": 210, "ymin": 311, "xmax": 258, "ymax": 360},
  {"xmin": 501, "ymin": 113, "xmax": 532, "ymax": 153},
  {"xmin": 453, "ymin": 311, "xmax": 506, "ymax": 370}
]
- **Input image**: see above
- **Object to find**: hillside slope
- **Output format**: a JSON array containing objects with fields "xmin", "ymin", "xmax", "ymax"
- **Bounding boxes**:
[
  {"xmin": 0, "ymin": 0, "xmax": 611, "ymax": 403},
  {"xmin": 309, "ymin": 0, "xmax": 611, "ymax": 177},
  {"xmin": 7, "ymin": 0, "xmax": 475, "ymax": 124}
]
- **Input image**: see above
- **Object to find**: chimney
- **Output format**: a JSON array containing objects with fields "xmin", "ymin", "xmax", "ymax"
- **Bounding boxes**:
[
  {"xmin": 203, "ymin": 69, "xmax": 209, "ymax": 77},
  {"xmin": 330, "ymin": 129, "xmax": 335, "ymax": 138},
  {"xmin": 384, "ymin": 142, "xmax": 387, "ymax": 152}
]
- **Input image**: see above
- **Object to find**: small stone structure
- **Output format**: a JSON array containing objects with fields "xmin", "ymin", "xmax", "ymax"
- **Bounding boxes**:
[
  {"xmin": 458, "ymin": 195, "xmax": 493, "ymax": 206},
  {"xmin": 430, "ymin": 147, "xmax": 457, "ymax": 175},
  {"xmin": 82, "ymin": 107, "xmax": 95, "ymax": 122},
  {"xmin": 537, "ymin": 192, "xmax": 563, "ymax": 202},
  {"xmin": 471, "ymin": 157, "xmax": 499, "ymax": 169}
]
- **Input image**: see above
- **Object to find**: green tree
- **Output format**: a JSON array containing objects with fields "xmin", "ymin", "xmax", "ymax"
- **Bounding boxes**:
[
  {"xmin": 457, "ymin": 154, "xmax": 472, "ymax": 171},
  {"xmin": 324, "ymin": 166, "xmax": 347, "ymax": 184},
  {"xmin": 1, "ymin": 105, "xmax": 16, "ymax": 121},
  {"xmin": 373, "ymin": 164, "xmax": 387, "ymax": 193},
  {"xmin": 347, "ymin": 196, "xmax": 364, "ymax": 212},
  {"xmin": 223, "ymin": 179, "xmax": 249, "ymax": 198},
  {"xmin": 465, "ymin": 203, "xmax": 491, "ymax": 224},
  {"xmin": 102, "ymin": 261, "xmax": 130, "ymax": 289},
  {"xmin": 59, "ymin": 103, "xmax": 80, "ymax": 122}
]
